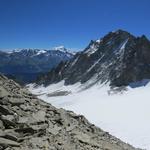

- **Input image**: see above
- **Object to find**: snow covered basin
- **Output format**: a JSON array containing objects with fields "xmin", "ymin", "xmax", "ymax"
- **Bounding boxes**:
[{"xmin": 28, "ymin": 81, "xmax": 150, "ymax": 149}]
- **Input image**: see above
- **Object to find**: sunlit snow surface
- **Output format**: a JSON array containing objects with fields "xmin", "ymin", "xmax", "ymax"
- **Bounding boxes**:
[{"xmin": 28, "ymin": 81, "xmax": 150, "ymax": 149}]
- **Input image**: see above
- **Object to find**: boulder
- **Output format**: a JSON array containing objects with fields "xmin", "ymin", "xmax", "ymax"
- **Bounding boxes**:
[
  {"xmin": 32, "ymin": 110, "xmax": 46, "ymax": 122},
  {"xmin": 0, "ymin": 120, "xmax": 4, "ymax": 129},
  {"xmin": 0, "ymin": 105, "xmax": 13, "ymax": 115},
  {"xmin": 0, "ymin": 130, "xmax": 18, "ymax": 141},
  {"xmin": 0, "ymin": 137, "xmax": 20, "ymax": 147},
  {"xmin": 8, "ymin": 98, "xmax": 25, "ymax": 106},
  {"xmin": 0, "ymin": 87, "xmax": 9, "ymax": 98}
]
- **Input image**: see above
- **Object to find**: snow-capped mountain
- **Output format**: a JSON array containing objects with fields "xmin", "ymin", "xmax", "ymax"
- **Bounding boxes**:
[
  {"xmin": 53, "ymin": 45, "xmax": 68, "ymax": 52},
  {"xmin": 36, "ymin": 30, "xmax": 150, "ymax": 88},
  {"xmin": 28, "ymin": 30, "xmax": 150, "ymax": 149},
  {"xmin": 0, "ymin": 47, "xmax": 74, "ymax": 84}
]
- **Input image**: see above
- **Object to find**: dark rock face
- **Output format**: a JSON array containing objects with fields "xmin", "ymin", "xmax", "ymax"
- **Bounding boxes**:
[
  {"xmin": 0, "ymin": 74, "xmax": 139, "ymax": 149},
  {"xmin": 36, "ymin": 30, "xmax": 150, "ymax": 87},
  {"xmin": 0, "ymin": 47, "xmax": 74, "ymax": 84}
]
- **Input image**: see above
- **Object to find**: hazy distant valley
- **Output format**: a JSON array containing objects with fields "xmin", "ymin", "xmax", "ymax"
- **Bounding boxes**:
[{"xmin": 0, "ymin": 46, "xmax": 74, "ymax": 84}]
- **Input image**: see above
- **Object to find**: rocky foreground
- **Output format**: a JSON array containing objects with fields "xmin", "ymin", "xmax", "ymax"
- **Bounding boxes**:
[{"xmin": 0, "ymin": 74, "xmax": 139, "ymax": 150}]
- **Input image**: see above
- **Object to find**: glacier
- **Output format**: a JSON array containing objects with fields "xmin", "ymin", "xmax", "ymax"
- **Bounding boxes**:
[{"xmin": 28, "ymin": 80, "xmax": 150, "ymax": 150}]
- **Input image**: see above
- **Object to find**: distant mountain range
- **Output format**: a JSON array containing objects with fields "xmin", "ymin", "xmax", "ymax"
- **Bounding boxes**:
[
  {"xmin": 36, "ymin": 29, "xmax": 150, "ymax": 88},
  {"xmin": 0, "ymin": 46, "xmax": 74, "ymax": 84}
]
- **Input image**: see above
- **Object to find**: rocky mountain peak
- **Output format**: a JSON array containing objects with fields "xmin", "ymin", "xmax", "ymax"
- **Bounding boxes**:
[
  {"xmin": 84, "ymin": 29, "xmax": 133, "ymax": 57},
  {"xmin": 36, "ymin": 30, "xmax": 150, "ymax": 88},
  {"xmin": 53, "ymin": 46, "xmax": 76, "ymax": 56},
  {"xmin": 53, "ymin": 45, "xmax": 66, "ymax": 51}
]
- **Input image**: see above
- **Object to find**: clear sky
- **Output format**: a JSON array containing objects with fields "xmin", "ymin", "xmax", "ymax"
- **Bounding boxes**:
[{"xmin": 0, "ymin": 0, "xmax": 150, "ymax": 50}]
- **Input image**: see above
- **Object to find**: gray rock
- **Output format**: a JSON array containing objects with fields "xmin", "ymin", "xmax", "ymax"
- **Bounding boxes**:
[
  {"xmin": 47, "ymin": 124, "xmax": 61, "ymax": 135},
  {"xmin": 0, "ymin": 87, "xmax": 9, "ymax": 98},
  {"xmin": 28, "ymin": 137, "xmax": 49, "ymax": 149},
  {"xmin": 0, "ymin": 137, "xmax": 20, "ymax": 147},
  {"xmin": 0, "ymin": 120, "xmax": 4, "ymax": 129},
  {"xmin": 18, "ymin": 111, "xmax": 46, "ymax": 125},
  {"xmin": 1, "ymin": 115, "xmax": 15, "ymax": 122},
  {"xmin": 18, "ymin": 116, "xmax": 31, "ymax": 124},
  {"xmin": 0, "ymin": 130, "xmax": 18, "ymax": 141},
  {"xmin": 0, "ymin": 130, "xmax": 5, "ymax": 137},
  {"xmin": 31, "ymin": 124, "xmax": 48, "ymax": 131},
  {"xmin": 1, "ymin": 115, "xmax": 17, "ymax": 128},
  {"xmin": 0, "ymin": 105, "xmax": 13, "ymax": 115},
  {"xmin": 32, "ymin": 110, "xmax": 46, "ymax": 122},
  {"xmin": 8, "ymin": 98, "xmax": 25, "ymax": 106}
]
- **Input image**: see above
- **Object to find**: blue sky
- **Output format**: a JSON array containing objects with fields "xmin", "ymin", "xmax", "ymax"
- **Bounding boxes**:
[{"xmin": 0, "ymin": 0, "xmax": 150, "ymax": 50}]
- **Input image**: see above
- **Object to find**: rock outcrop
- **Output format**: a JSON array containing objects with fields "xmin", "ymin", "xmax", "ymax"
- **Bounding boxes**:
[{"xmin": 0, "ymin": 74, "xmax": 139, "ymax": 150}]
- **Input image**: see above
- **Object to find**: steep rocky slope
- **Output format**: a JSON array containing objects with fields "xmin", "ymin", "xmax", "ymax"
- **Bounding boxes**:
[
  {"xmin": 0, "ymin": 74, "xmax": 139, "ymax": 150},
  {"xmin": 36, "ymin": 30, "xmax": 150, "ymax": 87}
]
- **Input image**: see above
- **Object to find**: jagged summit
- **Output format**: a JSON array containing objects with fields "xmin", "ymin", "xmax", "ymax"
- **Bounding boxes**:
[
  {"xmin": 53, "ymin": 45, "xmax": 67, "ymax": 51},
  {"xmin": 83, "ymin": 29, "xmax": 133, "ymax": 56},
  {"xmin": 36, "ymin": 30, "xmax": 150, "ymax": 87},
  {"xmin": 112, "ymin": 29, "xmax": 130, "ymax": 33},
  {"xmin": 52, "ymin": 45, "xmax": 76, "ymax": 56}
]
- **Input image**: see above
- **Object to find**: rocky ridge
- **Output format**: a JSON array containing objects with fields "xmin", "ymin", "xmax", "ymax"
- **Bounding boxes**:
[
  {"xmin": 0, "ymin": 74, "xmax": 139, "ymax": 150},
  {"xmin": 36, "ymin": 30, "xmax": 150, "ymax": 88}
]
